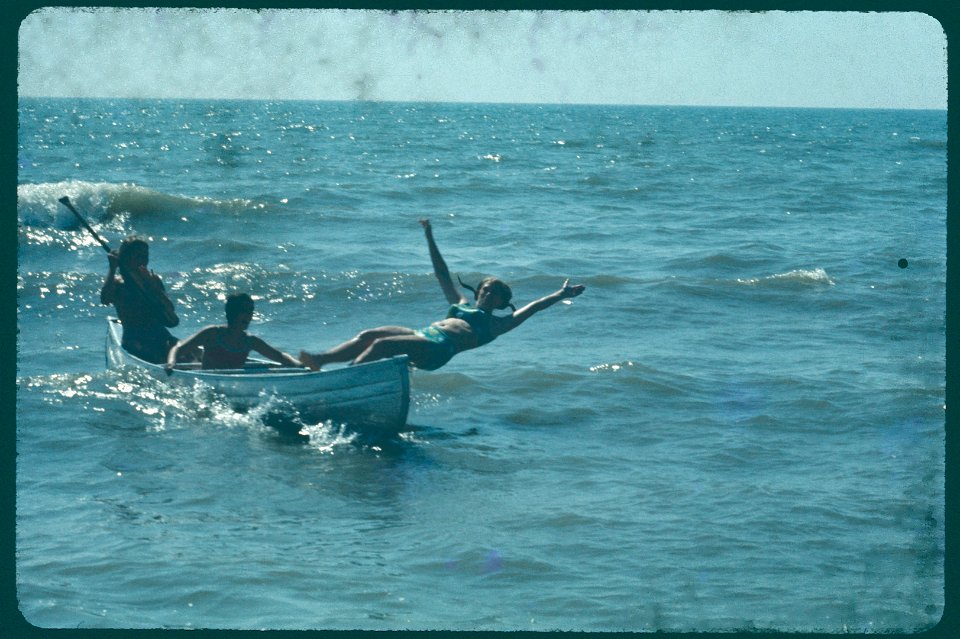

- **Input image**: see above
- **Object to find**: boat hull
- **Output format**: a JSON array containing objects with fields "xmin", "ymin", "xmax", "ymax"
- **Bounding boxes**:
[{"xmin": 106, "ymin": 318, "xmax": 410, "ymax": 432}]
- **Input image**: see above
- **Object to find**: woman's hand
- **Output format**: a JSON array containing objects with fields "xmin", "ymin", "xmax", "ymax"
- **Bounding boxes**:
[
  {"xmin": 559, "ymin": 279, "xmax": 585, "ymax": 299},
  {"xmin": 419, "ymin": 218, "xmax": 432, "ymax": 234}
]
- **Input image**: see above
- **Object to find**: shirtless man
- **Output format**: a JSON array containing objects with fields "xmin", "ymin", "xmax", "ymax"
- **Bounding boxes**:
[{"xmin": 166, "ymin": 293, "xmax": 301, "ymax": 371}]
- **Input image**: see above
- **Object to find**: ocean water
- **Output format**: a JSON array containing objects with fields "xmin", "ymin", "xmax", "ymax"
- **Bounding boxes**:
[{"xmin": 15, "ymin": 98, "xmax": 946, "ymax": 631}]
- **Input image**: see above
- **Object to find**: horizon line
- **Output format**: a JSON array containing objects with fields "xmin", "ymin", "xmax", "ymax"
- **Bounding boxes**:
[{"xmin": 16, "ymin": 95, "xmax": 947, "ymax": 112}]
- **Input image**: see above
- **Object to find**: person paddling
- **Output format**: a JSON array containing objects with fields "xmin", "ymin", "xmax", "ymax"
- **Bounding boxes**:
[
  {"xmin": 299, "ymin": 219, "xmax": 585, "ymax": 371},
  {"xmin": 166, "ymin": 293, "xmax": 302, "ymax": 371},
  {"xmin": 100, "ymin": 236, "xmax": 181, "ymax": 363}
]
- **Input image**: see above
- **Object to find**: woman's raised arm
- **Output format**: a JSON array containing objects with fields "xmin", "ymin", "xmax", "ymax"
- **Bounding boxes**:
[{"xmin": 420, "ymin": 219, "xmax": 468, "ymax": 305}]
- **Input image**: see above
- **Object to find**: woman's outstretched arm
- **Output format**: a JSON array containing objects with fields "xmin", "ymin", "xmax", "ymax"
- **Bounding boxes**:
[
  {"xmin": 420, "ymin": 219, "xmax": 468, "ymax": 305},
  {"xmin": 499, "ymin": 279, "xmax": 585, "ymax": 334}
]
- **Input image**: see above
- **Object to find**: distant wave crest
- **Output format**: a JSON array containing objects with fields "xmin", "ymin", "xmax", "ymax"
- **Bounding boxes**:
[
  {"xmin": 17, "ymin": 180, "xmax": 260, "ymax": 229},
  {"xmin": 737, "ymin": 268, "xmax": 835, "ymax": 287}
]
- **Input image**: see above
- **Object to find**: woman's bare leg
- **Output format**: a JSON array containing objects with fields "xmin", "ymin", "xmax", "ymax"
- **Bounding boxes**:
[
  {"xmin": 353, "ymin": 334, "xmax": 451, "ymax": 369},
  {"xmin": 300, "ymin": 326, "xmax": 414, "ymax": 370}
]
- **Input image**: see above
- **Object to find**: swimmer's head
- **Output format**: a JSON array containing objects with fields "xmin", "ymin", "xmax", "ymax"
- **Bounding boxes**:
[
  {"xmin": 460, "ymin": 275, "xmax": 515, "ymax": 311},
  {"xmin": 117, "ymin": 236, "xmax": 149, "ymax": 270},
  {"xmin": 225, "ymin": 293, "xmax": 255, "ymax": 326}
]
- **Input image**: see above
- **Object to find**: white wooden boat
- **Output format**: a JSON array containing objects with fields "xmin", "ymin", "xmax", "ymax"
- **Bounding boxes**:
[{"xmin": 105, "ymin": 318, "xmax": 410, "ymax": 432}]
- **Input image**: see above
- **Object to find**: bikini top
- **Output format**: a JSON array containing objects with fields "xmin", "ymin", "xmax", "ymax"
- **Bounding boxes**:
[{"xmin": 446, "ymin": 303, "xmax": 496, "ymax": 346}]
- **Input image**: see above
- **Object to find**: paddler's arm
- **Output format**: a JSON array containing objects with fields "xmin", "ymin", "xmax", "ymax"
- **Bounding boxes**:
[
  {"xmin": 248, "ymin": 336, "xmax": 303, "ymax": 368},
  {"xmin": 100, "ymin": 251, "xmax": 120, "ymax": 305},
  {"xmin": 420, "ymin": 219, "xmax": 468, "ymax": 305},
  {"xmin": 500, "ymin": 279, "xmax": 585, "ymax": 334},
  {"xmin": 165, "ymin": 327, "xmax": 213, "ymax": 372},
  {"xmin": 131, "ymin": 267, "xmax": 180, "ymax": 328}
]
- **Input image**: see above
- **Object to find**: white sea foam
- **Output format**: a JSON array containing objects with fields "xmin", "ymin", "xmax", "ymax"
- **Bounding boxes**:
[{"xmin": 737, "ymin": 267, "xmax": 835, "ymax": 287}]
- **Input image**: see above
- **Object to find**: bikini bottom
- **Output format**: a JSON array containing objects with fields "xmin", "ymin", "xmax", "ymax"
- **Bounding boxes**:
[{"xmin": 413, "ymin": 325, "xmax": 458, "ymax": 368}]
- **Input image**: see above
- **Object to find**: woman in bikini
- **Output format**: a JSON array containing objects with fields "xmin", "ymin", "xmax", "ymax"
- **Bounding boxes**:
[
  {"xmin": 298, "ymin": 219, "xmax": 585, "ymax": 371},
  {"xmin": 166, "ymin": 293, "xmax": 302, "ymax": 370}
]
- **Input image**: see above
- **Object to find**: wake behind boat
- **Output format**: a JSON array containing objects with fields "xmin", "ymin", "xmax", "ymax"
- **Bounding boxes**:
[{"xmin": 105, "ymin": 318, "xmax": 410, "ymax": 433}]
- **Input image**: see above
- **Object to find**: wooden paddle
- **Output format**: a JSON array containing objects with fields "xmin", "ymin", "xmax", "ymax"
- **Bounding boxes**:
[{"xmin": 59, "ymin": 196, "xmax": 112, "ymax": 252}]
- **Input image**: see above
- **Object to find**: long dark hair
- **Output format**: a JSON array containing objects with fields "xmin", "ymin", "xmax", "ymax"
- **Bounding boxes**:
[
  {"xmin": 458, "ymin": 275, "xmax": 516, "ymax": 312},
  {"xmin": 116, "ymin": 236, "xmax": 149, "ymax": 279}
]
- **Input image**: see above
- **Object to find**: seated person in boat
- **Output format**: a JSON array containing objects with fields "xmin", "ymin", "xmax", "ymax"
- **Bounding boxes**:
[
  {"xmin": 166, "ymin": 293, "xmax": 302, "ymax": 370},
  {"xmin": 101, "ymin": 236, "xmax": 181, "ymax": 364},
  {"xmin": 299, "ymin": 219, "xmax": 585, "ymax": 372}
]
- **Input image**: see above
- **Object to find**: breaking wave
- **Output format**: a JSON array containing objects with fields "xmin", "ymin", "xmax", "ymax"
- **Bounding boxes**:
[{"xmin": 17, "ymin": 180, "xmax": 263, "ymax": 229}]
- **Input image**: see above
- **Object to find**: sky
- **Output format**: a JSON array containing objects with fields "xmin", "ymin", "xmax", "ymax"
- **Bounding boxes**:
[{"xmin": 17, "ymin": 8, "xmax": 947, "ymax": 109}]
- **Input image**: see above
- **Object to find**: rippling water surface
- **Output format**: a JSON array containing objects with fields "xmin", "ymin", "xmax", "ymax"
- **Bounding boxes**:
[{"xmin": 16, "ymin": 99, "xmax": 946, "ymax": 631}]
